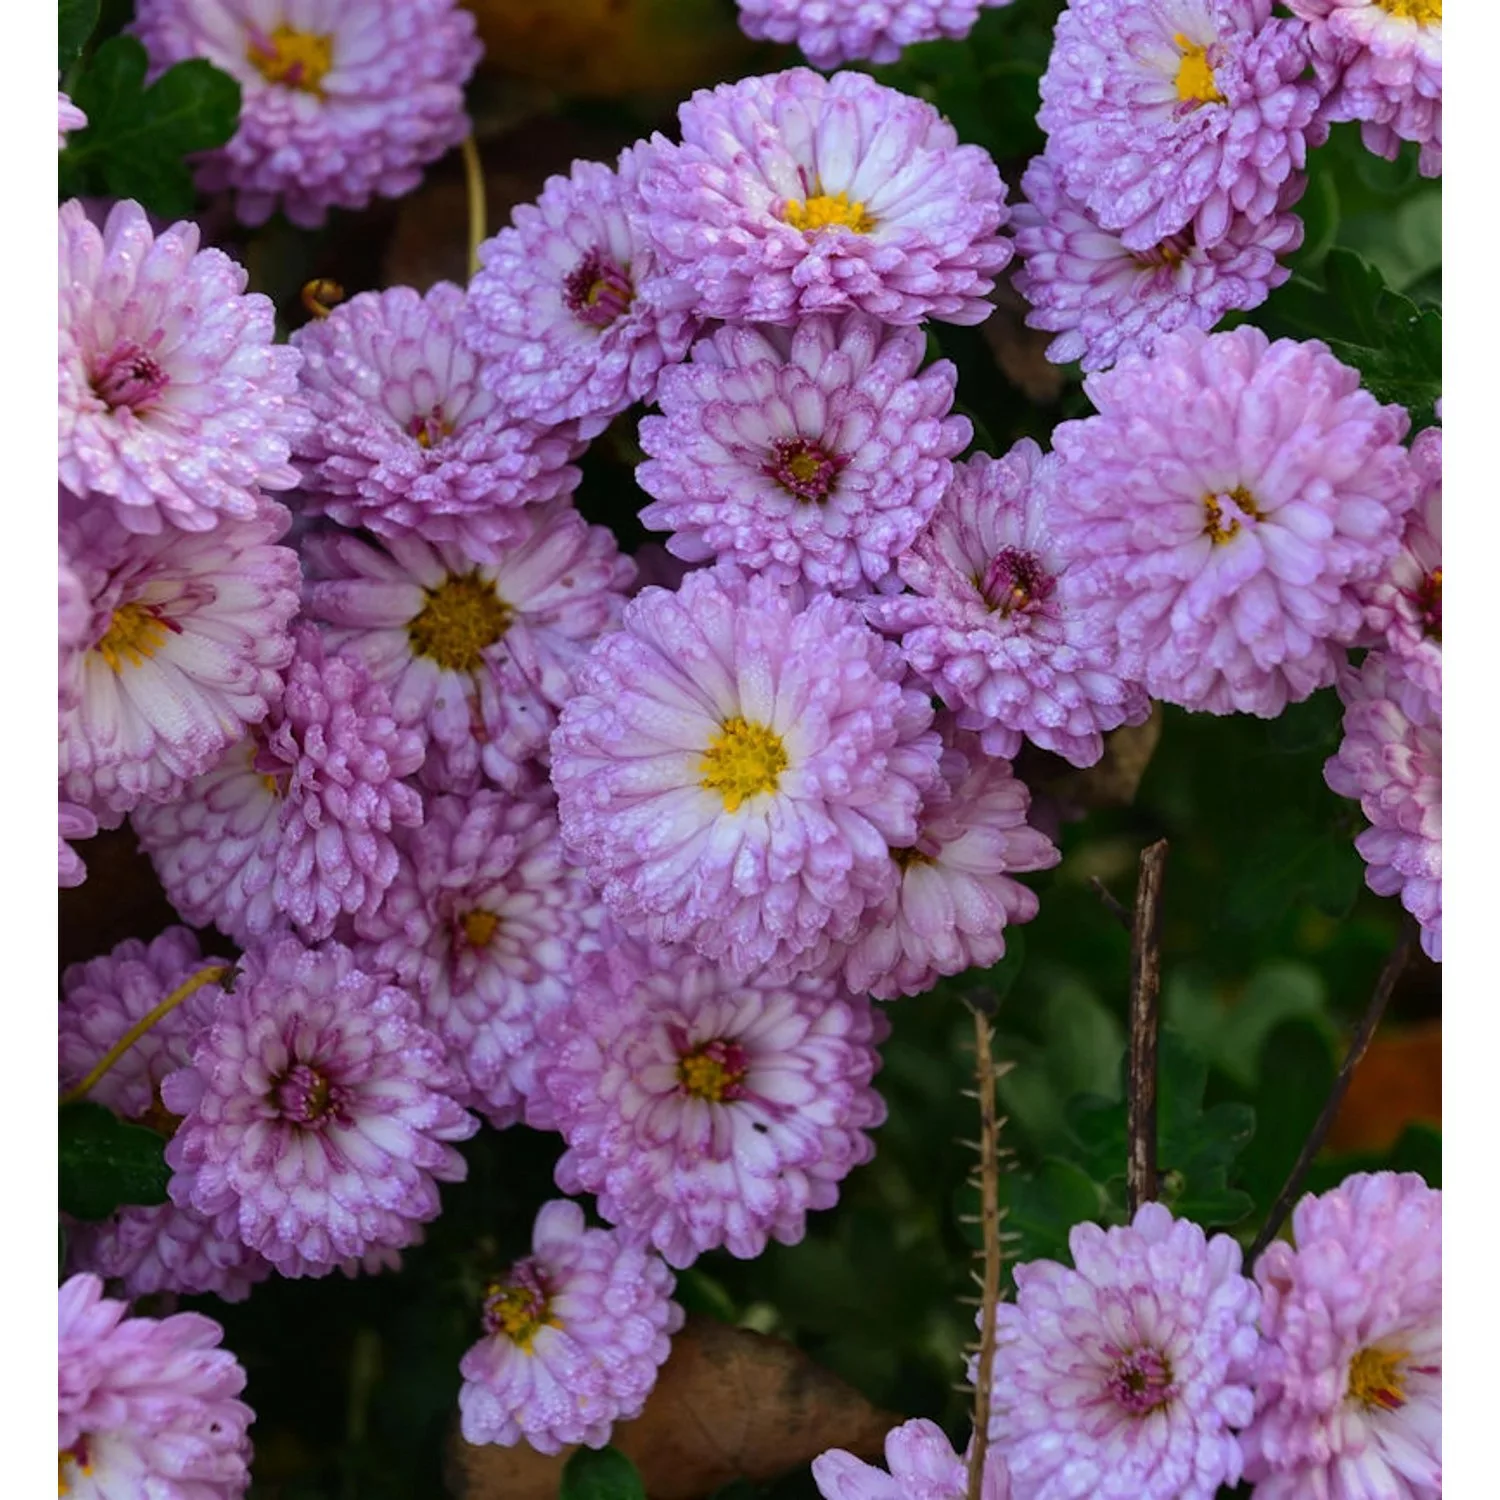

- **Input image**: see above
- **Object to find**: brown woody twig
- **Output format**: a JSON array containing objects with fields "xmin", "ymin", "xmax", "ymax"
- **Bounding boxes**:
[
  {"xmin": 1089, "ymin": 876, "xmax": 1133, "ymax": 932},
  {"xmin": 1126, "ymin": 841, "xmax": 1169, "ymax": 1215}
]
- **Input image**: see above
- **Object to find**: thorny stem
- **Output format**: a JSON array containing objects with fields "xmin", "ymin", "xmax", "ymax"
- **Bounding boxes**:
[
  {"xmin": 461, "ymin": 134, "xmax": 486, "ymax": 279},
  {"xmin": 1247, "ymin": 922, "xmax": 1416, "ymax": 1267},
  {"xmin": 58, "ymin": 965, "xmax": 231, "ymax": 1106},
  {"xmin": 966, "ymin": 1006, "xmax": 1004, "ymax": 1500},
  {"xmin": 1126, "ymin": 841, "xmax": 1169, "ymax": 1215}
]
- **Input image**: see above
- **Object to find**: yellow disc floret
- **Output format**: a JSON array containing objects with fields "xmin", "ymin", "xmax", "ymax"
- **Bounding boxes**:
[
  {"xmin": 248, "ymin": 26, "xmax": 334, "ymax": 94},
  {"xmin": 461, "ymin": 909, "xmax": 501, "ymax": 950},
  {"xmin": 95, "ymin": 602, "xmax": 171, "ymax": 673},
  {"xmin": 407, "ymin": 571, "xmax": 511, "ymax": 673},
  {"xmin": 782, "ymin": 191, "xmax": 876, "ymax": 235},
  {"xmin": 1348, "ymin": 1346, "xmax": 1409, "ymax": 1412},
  {"xmin": 699, "ymin": 716, "xmax": 789, "ymax": 812},
  {"xmin": 1174, "ymin": 35, "xmax": 1225, "ymax": 106},
  {"xmin": 1377, "ymin": 0, "xmax": 1440, "ymax": 22}
]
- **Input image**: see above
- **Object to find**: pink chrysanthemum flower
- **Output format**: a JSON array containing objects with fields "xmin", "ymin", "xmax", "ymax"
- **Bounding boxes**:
[
  {"xmin": 1242, "ymin": 1172, "xmax": 1441, "ymax": 1499},
  {"xmin": 353, "ymin": 784, "xmax": 604, "ymax": 1130},
  {"xmin": 59, "ymin": 90, "xmax": 87, "ymax": 149},
  {"xmin": 637, "ymin": 68, "xmax": 1013, "ymax": 326},
  {"xmin": 134, "ymin": 626, "xmax": 425, "ymax": 944},
  {"xmin": 637, "ymin": 315, "xmax": 971, "ymax": 595},
  {"xmin": 458, "ymin": 1199, "xmax": 682, "ymax": 1454},
  {"xmin": 870, "ymin": 442, "xmax": 1151, "ymax": 766},
  {"xmin": 550, "ymin": 569, "xmax": 944, "ymax": 978},
  {"xmin": 290, "ymin": 281, "xmax": 583, "ymax": 561},
  {"xmin": 814, "ymin": 1419, "xmax": 1012, "ymax": 1500},
  {"xmin": 1011, "ymin": 153, "xmax": 1303, "ymax": 373},
  {"xmin": 60, "ymin": 799, "xmax": 97, "ymax": 888},
  {"xmin": 162, "ymin": 935, "xmax": 477, "ymax": 1274},
  {"xmin": 736, "ymin": 1, "xmax": 1015, "ymax": 69},
  {"xmin": 131, "ymin": 0, "xmax": 482, "ymax": 228},
  {"xmin": 464, "ymin": 145, "xmax": 699, "ymax": 441},
  {"xmin": 1358, "ymin": 420, "xmax": 1440, "ymax": 716},
  {"xmin": 59, "ymin": 1273, "xmax": 254, "ymax": 1498},
  {"xmin": 820, "ymin": 727, "xmax": 1059, "ymax": 1000},
  {"xmin": 303, "ymin": 503, "xmax": 634, "ymax": 792},
  {"xmin": 58, "ymin": 199, "xmax": 307, "ymax": 534},
  {"xmin": 1048, "ymin": 326, "xmax": 1418, "ymax": 716},
  {"xmin": 59, "ymin": 502, "xmax": 301, "ymax": 820},
  {"xmin": 60, "ymin": 928, "xmax": 272, "ymax": 1303},
  {"xmin": 981, "ymin": 1203, "xmax": 1260, "ymax": 1500},
  {"xmin": 1290, "ymin": 0, "xmax": 1441, "ymax": 176},
  {"xmin": 1037, "ymin": 0, "xmax": 1324, "ymax": 252},
  {"xmin": 1324, "ymin": 649, "xmax": 1441, "ymax": 961},
  {"xmin": 540, "ymin": 928, "xmax": 886, "ymax": 1267}
]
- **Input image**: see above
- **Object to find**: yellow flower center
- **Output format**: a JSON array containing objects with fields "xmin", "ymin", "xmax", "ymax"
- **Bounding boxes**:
[
  {"xmin": 484, "ymin": 1276, "xmax": 556, "ymax": 1354},
  {"xmin": 892, "ymin": 845, "xmax": 933, "ymax": 870},
  {"xmin": 677, "ymin": 1039, "xmax": 749, "ymax": 1102},
  {"xmin": 95, "ymin": 602, "xmax": 171, "ymax": 673},
  {"xmin": 1347, "ymin": 1345, "xmax": 1409, "ymax": 1411},
  {"xmin": 248, "ymin": 25, "xmax": 334, "ymax": 94},
  {"xmin": 407, "ymin": 571, "xmax": 511, "ymax": 673},
  {"xmin": 782, "ymin": 191, "xmax": 876, "ymax": 235},
  {"xmin": 699, "ymin": 716, "xmax": 788, "ymax": 812},
  {"xmin": 1203, "ymin": 485, "xmax": 1262, "ymax": 545},
  {"xmin": 1377, "ymin": 0, "xmax": 1440, "ymax": 21},
  {"xmin": 461, "ymin": 909, "xmax": 500, "ymax": 949},
  {"xmin": 1174, "ymin": 34, "xmax": 1224, "ymax": 105},
  {"xmin": 59, "ymin": 1439, "xmax": 92, "ymax": 1494}
]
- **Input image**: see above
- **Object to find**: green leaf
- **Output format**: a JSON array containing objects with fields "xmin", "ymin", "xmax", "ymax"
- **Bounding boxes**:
[
  {"xmin": 1237, "ymin": 1019, "xmax": 1337, "ymax": 1217},
  {"xmin": 996, "ymin": 1158, "xmax": 1104, "ymax": 1269},
  {"xmin": 59, "ymin": 1101, "xmax": 171, "ymax": 1221},
  {"xmin": 561, "ymin": 1445, "xmax": 646, "ymax": 1500},
  {"xmin": 60, "ymin": 0, "xmax": 101, "ymax": 73},
  {"xmin": 59, "ymin": 36, "xmax": 241, "ymax": 218},
  {"xmin": 1224, "ymin": 810, "xmax": 1365, "ymax": 931}
]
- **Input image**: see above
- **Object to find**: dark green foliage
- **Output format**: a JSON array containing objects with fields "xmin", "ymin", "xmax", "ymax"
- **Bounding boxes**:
[
  {"xmin": 58, "ymin": 0, "xmax": 101, "ymax": 73},
  {"xmin": 561, "ymin": 1447, "xmax": 647, "ymax": 1500},
  {"xmin": 58, "ymin": 1101, "xmax": 170, "ymax": 1221}
]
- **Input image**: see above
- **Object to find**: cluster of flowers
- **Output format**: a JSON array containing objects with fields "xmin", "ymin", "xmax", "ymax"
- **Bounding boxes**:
[
  {"xmin": 56, "ymin": 0, "xmax": 1441, "ymax": 1490},
  {"xmin": 814, "ymin": 1174, "xmax": 1441, "ymax": 1500}
]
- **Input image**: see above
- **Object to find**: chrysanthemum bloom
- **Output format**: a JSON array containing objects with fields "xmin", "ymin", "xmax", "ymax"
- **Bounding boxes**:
[
  {"xmin": 1047, "ymin": 326, "xmax": 1417, "ymax": 716},
  {"xmin": 134, "ymin": 627, "xmax": 425, "ymax": 944},
  {"xmin": 132, "ymin": 0, "xmax": 482, "ymax": 229},
  {"xmin": 637, "ymin": 315, "xmax": 971, "ymax": 595},
  {"xmin": 1011, "ymin": 153, "xmax": 1303, "ymax": 373},
  {"xmin": 870, "ymin": 442, "xmax": 1151, "ymax": 765},
  {"xmin": 162, "ymin": 936, "xmax": 477, "ymax": 1274},
  {"xmin": 464, "ymin": 145, "xmax": 699, "ymax": 440},
  {"xmin": 1324, "ymin": 649, "xmax": 1441, "ymax": 961},
  {"xmin": 58, "ymin": 502, "xmax": 301, "ymax": 820},
  {"xmin": 822, "ymin": 727, "xmax": 1059, "ymax": 999},
  {"xmin": 291, "ymin": 281, "xmax": 583, "ymax": 560},
  {"xmin": 303, "ymin": 502, "xmax": 634, "ymax": 792},
  {"xmin": 735, "ymin": 0, "xmax": 1014, "ymax": 69},
  {"xmin": 58, "ymin": 1273, "xmax": 253, "ymax": 1498},
  {"xmin": 637, "ymin": 68, "xmax": 1013, "ymax": 326},
  {"xmin": 1241, "ymin": 1172, "xmax": 1441, "ymax": 1498},
  {"xmin": 354, "ymin": 784, "xmax": 604, "ymax": 1130},
  {"xmin": 1036, "ymin": 0, "xmax": 1324, "ymax": 252},
  {"xmin": 814, "ymin": 1419, "xmax": 1012, "ymax": 1500},
  {"xmin": 458, "ymin": 1199, "xmax": 681, "ymax": 1454},
  {"xmin": 59, "ymin": 928, "xmax": 272, "ymax": 1303},
  {"xmin": 59, "ymin": 800, "xmax": 97, "ymax": 888},
  {"xmin": 551, "ymin": 569, "xmax": 944, "ymax": 977},
  {"xmin": 58, "ymin": 199, "xmax": 307, "ymax": 534},
  {"xmin": 540, "ymin": 929, "xmax": 885, "ymax": 1267},
  {"xmin": 982, "ymin": 1203, "xmax": 1260, "ymax": 1500},
  {"xmin": 59, "ymin": 90, "xmax": 87, "ymax": 148},
  {"xmin": 1290, "ymin": 0, "xmax": 1441, "ymax": 176},
  {"xmin": 1358, "ymin": 421, "xmax": 1440, "ymax": 717}
]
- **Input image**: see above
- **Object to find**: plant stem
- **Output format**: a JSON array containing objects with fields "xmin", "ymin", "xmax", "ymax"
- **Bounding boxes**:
[
  {"xmin": 966, "ymin": 1006, "xmax": 1002, "ymax": 1500},
  {"xmin": 1126, "ymin": 840, "xmax": 1169, "ymax": 1215},
  {"xmin": 461, "ymin": 134, "xmax": 486, "ymax": 279}
]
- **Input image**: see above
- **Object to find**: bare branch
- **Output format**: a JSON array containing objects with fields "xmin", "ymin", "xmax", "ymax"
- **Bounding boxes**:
[
  {"xmin": 1089, "ymin": 876, "xmax": 1133, "ymax": 932},
  {"xmin": 966, "ymin": 1006, "xmax": 1004, "ymax": 1500},
  {"xmin": 1126, "ymin": 840, "xmax": 1169, "ymax": 1215}
]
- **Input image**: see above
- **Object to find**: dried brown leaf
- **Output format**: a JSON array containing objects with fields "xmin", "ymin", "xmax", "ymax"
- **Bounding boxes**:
[{"xmin": 978, "ymin": 280, "xmax": 1068, "ymax": 406}]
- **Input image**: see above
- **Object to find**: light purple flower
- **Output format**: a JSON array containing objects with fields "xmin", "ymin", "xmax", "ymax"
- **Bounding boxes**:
[
  {"xmin": 1242, "ymin": 1172, "xmax": 1441, "ymax": 1499},
  {"xmin": 1011, "ymin": 152, "xmax": 1303, "ymax": 373},
  {"xmin": 637, "ymin": 315, "xmax": 971, "ymax": 595},
  {"xmin": 982, "ymin": 1203, "xmax": 1260, "ymax": 1500},
  {"xmin": 353, "ymin": 783, "xmax": 604, "ymax": 1130},
  {"xmin": 134, "ymin": 626, "xmax": 426, "ymax": 945},
  {"xmin": 59, "ymin": 90, "xmax": 87, "ymax": 149},
  {"xmin": 458, "ymin": 1199, "xmax": 681, "ymax": 1454},
  {"xmin": 464, "ymin": 144, "xmax": 699, "ymax": 440},
  {"xmin": 550, "ymin": 569, "xmax": 944, "ymax": 979},
  {"xmin": 1037, "ymin": 0, "xmax": 1324, "ymax": 252},
  {"xmin": 1291, "ymin": 0, "xmax": 1441, "ymax": 176},
  {"xmin": 1047, "ymin": 326, "xmax": 1418, "ymax": 716},
  {"xmin": 814, "ymin": 1419, "xmax": 1012, "ymax": 1500},
  {"xmin": 131, "ymin": 0, "xmax": 482, "ymax": 228},
  {"xmin": 59, "ymin": 928, "xmax": 272, "ymax": 1303},
  {"xmin": 821, "ymin": 726, "xmax": 1058, "ymax": 1000},
  {"xmin": 58, "ymin": 199, "xmax": 307, "ymax": 534},
  {"xmin": 290, "ymin": 281, "xmax": 583, "ymax": 560},
  {"xmin": 303, "ymin": 502, "xmax": 635, "ymax": 792},
  {"xmin": 1323, "ymin": 649, "xmax": 1441, "ymax": 961},
  {"xmin": 540, "ymin": 927, "xmax": 886, "ymax": 1268},
  {"xmin": 58, "ymin": 501, "xmax": 301, "ymax": 819},
  {"xmin": 162, "ymin": 935, "xmax": 477, "ymax": 1275},
  {"xmin": 59, "ymin": 1272, "xmax": 253, "ymax": 1498},
  {"xmin": 870, "ymin": 442, "xmax": 1151, "ymax": 765},
  {"xmin": 637, "ymin": 68, "xmax": 1013, "ymax": 326},
  {"xmin": 59, "ymin": 800, "xmax": 97, "ymax": 889},
  {"xmin": 736, "ymin": 0, "xmax": 1015, "ymax": 69}
]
